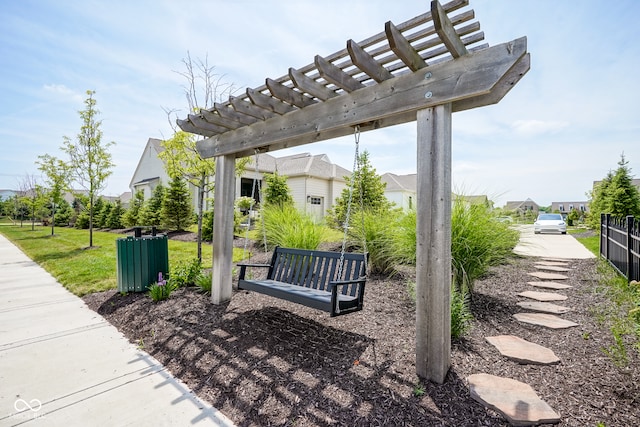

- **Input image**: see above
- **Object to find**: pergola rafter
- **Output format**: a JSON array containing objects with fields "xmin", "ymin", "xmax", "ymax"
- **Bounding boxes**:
[{"xmin": 180, "ymin": 0, "xmax": 530, "ymax": 384}]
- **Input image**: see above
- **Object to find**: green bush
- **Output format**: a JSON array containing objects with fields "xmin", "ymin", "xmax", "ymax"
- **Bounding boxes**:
[
  {"xmin": 148, "ymin": 272, "xmax": 177, "ymax": 302},
  {"xmin": 168, "ymin": 258, "xmax": 202, "ymax": 287},
  {"xmin": 347, "ymin": 208, "xmax": 400, "ymax": 275},
  {"xmin": 407, "ymin": 281, "xmax": 472, "ymax": 338},
  {"xmin": 261, "ymin": 204, "xmax": 322, "ymax": 250},
  {"xmin": 450, "ymin": 196, "xmax": 519, "ymax": 292},
  {"xmin": 195, "ymin": 272, "xmax": 212, "ymax": 294}
]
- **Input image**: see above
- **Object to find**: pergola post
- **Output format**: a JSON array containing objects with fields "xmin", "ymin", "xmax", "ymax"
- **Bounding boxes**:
[
  {"xmin": 415, "ymin": 104, "xmax": 452, "ymax": 384},
  {"xmin": 211, "ymin": 154, "xmax": 236, "ymax": 304}
]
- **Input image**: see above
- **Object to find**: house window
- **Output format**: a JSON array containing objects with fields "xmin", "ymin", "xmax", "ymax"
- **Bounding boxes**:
[
  {"xmin": 569, "ymin": 204, "xmax": 574, "ymax": 211},
  {"xmin": 580, "ymin": 204, "xmax": 586, "ymax": 212},
  {"xmin": 240, "ymin": 178, "xmax": 260, "ymax": 204},
  {"xmin": 559, "ymin": 204, "xmax": 564, "ymax": 212},
  {"xmin": 309, "ymin": 197, "xmax": 322, "ymax": 205}
]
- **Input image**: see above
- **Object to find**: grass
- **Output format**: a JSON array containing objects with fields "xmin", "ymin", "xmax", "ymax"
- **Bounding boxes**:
[
  {"xmin": 0, "ymin": 225, "xmax": 243, "ymax": 296},
  {"xmin": 568, "ymin": 227, "xmax": 600, "ymax": 256}
]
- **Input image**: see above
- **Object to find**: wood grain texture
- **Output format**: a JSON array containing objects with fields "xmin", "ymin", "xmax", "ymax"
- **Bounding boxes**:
[
  {"xmin": 347, "ymin": 39, "xmax": 393, "ymax": 83},
  {"xmin": 229, "ymin": 96, "xmax": 278, "ymax": 120},
  {"xmin": 214, "ymin": 102, "xmax": 258, "ymax": 125},
  {"xmin": 315, "ymin": 54, "xmax": 365, "ymax": 92},
  {"xmin": 288, "ymin": 67, "xmax": 339, "ymax": 101},
  {"xmin": 266, "ymin": 78, "xmax": 317, "ymax": 108},
  {"xmin": 247, "ymin": 88, "xmax": 296, "ymax": 115},
  {"xmin": 386, "ymin": 20, "xmax": 428, "ymax": 71},
  {"xmin": 432, "ymin": 0, "xmax": 468, "ymax": 58}
]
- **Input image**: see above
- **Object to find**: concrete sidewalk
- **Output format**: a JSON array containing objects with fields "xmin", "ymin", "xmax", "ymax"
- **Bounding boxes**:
[
  {"xmin": 513, "ymin": 225, "xmax": 595, "ymax": 259},
  {"xmin": 0, "ymin": 233, "xmax": 234, "ymax": 426}
]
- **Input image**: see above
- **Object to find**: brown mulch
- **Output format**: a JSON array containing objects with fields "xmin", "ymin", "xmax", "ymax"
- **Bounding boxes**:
[{"xmin": 82, "ymin": 254, "xmax": 640, "ymax": 426}]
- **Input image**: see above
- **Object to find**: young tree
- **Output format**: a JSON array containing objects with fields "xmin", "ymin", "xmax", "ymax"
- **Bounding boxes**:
[
  {"xmin": 36, "ymin": 154, "xmax": 71, "ymax": 235},
  {"xmin": 107, "ymin": 199, "xmax": 125, "ymax": 229},
  {"xmin": 17, "ymin": 174, "xmax": 48, "ymax": 231},
  {"xmin": 139, "ymin": 184, "xmax": 165, "ymax": 226},
  {"xmin": 588, "ymin": 154, "xmax": 640, "ymax": 228},
  {"xmin": 161, "ymin": 175, "xmax": 193, "ymax": 231},
  {"xmin": 96, "ymin": 201, "xmax": 113, "ymax": 228},
  {"xmin": 263, "ymin": 172, "xmax": 293, "ymax": 206},
  {"xmin": 329, "ymin": 150, "xmax": 392, "ymax": 227},
  {"xmin": 61, "ymin": 90, "xmax": 115, "ymax": 247},
  {"xmin": 122, "ymin": 190, "xmax": 145, "ymax": 227}
]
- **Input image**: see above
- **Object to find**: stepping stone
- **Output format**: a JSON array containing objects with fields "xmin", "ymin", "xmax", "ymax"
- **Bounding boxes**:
[
  {"xmin": 518, "ymin": 291, "xmax": 568, "ymax": 302},
  {"xmin": 516, "ymin": 301, "xmax": 571, "ymax": 314},
  {"xmin": 486, "ymin": 335, "xmax": 560, "ymax": 364},
  {"xmin": 528, "ymin": 281, "xmax": 572, "ymax": 290},
  {"xmin": 514, "ymin": 312, "xmax": 578, "ymax": 329},
  {"xmin": 527, "ymin": 271, "xmax": 568, "ymax": 280},
  {"xmin": 534, "ymin": 265, "xmax": 570, "ymax": 272},
  {"xmin": 535, "ymin": 261, "xmax": 569, "ymax": 267},
  {"xmin": 542, "ymin": 257, "xmax": 567, "ymax": 262},
  {"xmin": 468, "ymin": 373, "xmax": 561, "ymax": 426}
]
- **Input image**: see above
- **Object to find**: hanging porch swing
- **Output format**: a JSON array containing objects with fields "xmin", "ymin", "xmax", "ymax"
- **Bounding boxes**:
[{"xmin": 236, "ymin": 126, "xmax": 368, "ymax": 317}]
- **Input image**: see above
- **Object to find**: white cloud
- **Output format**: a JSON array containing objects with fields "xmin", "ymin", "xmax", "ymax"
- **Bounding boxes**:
[
  {"xmin": 511, "ymin": 119, "xmax": 569, "ymax": 137},
  {"xmin": 42, "ymin": 84, "xmax": 84, "ymax": 103}
]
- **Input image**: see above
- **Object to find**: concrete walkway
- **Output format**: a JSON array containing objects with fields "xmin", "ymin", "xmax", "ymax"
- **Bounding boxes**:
[
  {"xmin": 0, "ymin": 233, "xmax": 234, "ymax": 426},
  {"xmin": 513, "ymin": 224, "xmax": 595, "ymax": 259}
]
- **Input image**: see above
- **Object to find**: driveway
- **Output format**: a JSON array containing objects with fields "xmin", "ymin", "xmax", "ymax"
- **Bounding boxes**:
[{"xmin": 512, "ymin": 224, "xmax": 595, "ymax": 259}]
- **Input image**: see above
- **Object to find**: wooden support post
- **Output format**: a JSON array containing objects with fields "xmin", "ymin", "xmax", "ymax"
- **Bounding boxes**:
[
  {"xmin": 211, "ymin": 154, "xmax": 236, "ymax": 304},
  {"xmin": 415, "ymin": 104, "xmax": 452, "ymax": 384}
]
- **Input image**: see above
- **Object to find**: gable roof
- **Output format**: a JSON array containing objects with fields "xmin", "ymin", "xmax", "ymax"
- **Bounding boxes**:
[
  {"xmin": 247, "ymin": 152, "xmax": 349, "ymax": 181},
  {"xmin": 381, "ymin": 173, "xmax": 417, "ymax": 192},
  {"xmin": 129, "ymin": 138, "xmax": 165, "ymax": 188}
]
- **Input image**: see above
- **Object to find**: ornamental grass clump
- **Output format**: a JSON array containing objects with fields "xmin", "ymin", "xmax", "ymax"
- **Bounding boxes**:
[
  {"xmin": 148, "ymin": 272, "xmax": 177, "ymax": 302},
  {"xmin": 261, "ymin": 203, "xmax": 323, "ymax": 250}
]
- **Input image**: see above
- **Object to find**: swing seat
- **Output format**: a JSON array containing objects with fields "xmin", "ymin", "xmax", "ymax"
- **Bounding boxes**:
[{"xmin": 237, "ymin": 247, "xmax": 367, "ymax": 317}]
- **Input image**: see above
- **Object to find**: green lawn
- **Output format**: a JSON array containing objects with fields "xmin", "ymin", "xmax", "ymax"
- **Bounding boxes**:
[
  {"xmin": 0, "ymin": 225, "xmax": 243, "ymax": 296},
  {"xmin": 568, "ymin": 228, "xmax": 600, "ymax": 256}
]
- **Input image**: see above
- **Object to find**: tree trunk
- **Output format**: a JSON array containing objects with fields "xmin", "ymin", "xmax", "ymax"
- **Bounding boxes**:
[
  {"xmin": 51, "ymin": 203, "xmax": 56, "ymax": 236},
  {"xmin": 89, "ymin": 193, "xmax": 94, "ymax": 248},
  {"xmin": 196, "ymin": 174, "xmax": 206, "ymax": 262}
]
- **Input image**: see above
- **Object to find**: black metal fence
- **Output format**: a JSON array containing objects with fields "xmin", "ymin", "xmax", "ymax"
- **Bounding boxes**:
[{"xmin": 600, "ymin": 213, "xmax": 640, "ymax": 281}]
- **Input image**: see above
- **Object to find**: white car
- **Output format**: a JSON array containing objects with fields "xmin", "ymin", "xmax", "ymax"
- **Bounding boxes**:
[{"xmin": 534, "ymin": 213, "xmax": 567, "ymax": 234}]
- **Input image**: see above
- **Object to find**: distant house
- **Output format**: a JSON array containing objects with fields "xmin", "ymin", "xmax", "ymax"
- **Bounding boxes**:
[
  {"xmin": 0, "ymin": 189, "xmax": 17, "ymax": 200},
  {"xmin": 550, "ymin": 201, "xmax": 589, "ymax": 215},
  {"xmin": 381, "ymin": 173, "xmax": 417, "ymax": 211},
  {"xmin": 504, "ymin": 198, "xmax": 539, "ymax": 214},
  {"xmin": 381, "ymin": 173, "xmax": 489, "ymax": 211},
  {"xmin": 129, "ymin": 138, "xmax": 350, "ymax": 220}
]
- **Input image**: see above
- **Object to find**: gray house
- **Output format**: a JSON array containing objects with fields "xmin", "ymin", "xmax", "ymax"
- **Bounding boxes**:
[{"xmin": 129, "ymin": 138, "xmax": 350, "ymax": 220}]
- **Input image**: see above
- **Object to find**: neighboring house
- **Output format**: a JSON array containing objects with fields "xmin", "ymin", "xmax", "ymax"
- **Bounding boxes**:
[
  {"xmin": 129, "ymin": 138, "xmax": 350, "ymax": 221},
  {"xmin": 381, "ymin": 173, "xmax": 490, "ymax": 211},
  {"xmin": 381, "ymin": 173, "xmax": 417, "ymax": 211},
  {"xmin": 129, "ymin": 138, "xmax": 173, "ymax": 201},
  {"xmin": 504, "ymin": 198, "xmax": 540, "ymax": 214},
  {"xmin": 551, "ymin": 201, "xmax": 589, "ymax": 215},
  {"xmin": 241, "ymin": 152, "xmax": 349, "ymax": 221},
  {"xmin": 592, "ymin": 178, "xmax": 640, "ymax": 193}
]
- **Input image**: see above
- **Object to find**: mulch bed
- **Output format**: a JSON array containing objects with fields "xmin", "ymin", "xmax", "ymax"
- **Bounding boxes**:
[{"xmin": 82, "ymin": 254, "xmax": 640, "ymax": 426}]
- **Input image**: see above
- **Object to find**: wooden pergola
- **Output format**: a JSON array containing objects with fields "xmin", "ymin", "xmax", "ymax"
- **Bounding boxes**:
[{"xmin": 179, "ymin": 0, "xmax": 529, "ymax": 383}]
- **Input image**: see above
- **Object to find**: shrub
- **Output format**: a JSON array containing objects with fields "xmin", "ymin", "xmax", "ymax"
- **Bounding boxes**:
[
  {"xmin": 195, "ymin": 272, "xmax": 212, "ymax": 294},
  {"xmin": 347, "ymin": 208, "xmax": 400, "ymax": 275},
  {"xmin": 406, "ymin": 281, "xmax": 472, "ymax": 338},
  {"xmin": 148, "ymin": 272, "xmax": 177, "ymax": 302},
  {"xmin": 168, "ymin": 258, "xmax": 202, "ymax": 288},
  {"xmin": 450, "ymin": 196, "xmax": 519, "ymax": 293},
  {"xmin": 261, "ymin": 204, "xmax": 322, "ymax": 250}
]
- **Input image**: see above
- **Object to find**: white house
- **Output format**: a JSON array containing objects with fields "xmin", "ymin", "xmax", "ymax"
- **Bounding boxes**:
[
  {"xmin": 129, "ymin": 138, "xmax": 350, "ymax": 220},
  {"xmin": 381, "ymin": 173, "xmax": 417, "ymax": 211}
]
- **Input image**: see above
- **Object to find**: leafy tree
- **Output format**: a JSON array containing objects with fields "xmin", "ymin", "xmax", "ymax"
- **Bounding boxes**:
[
  {"xmin": 95, "ymin": 201, "xmax": 112, "ymax": 228},
  {"xmin": 122, "ymin": 190, "xmax": 145, "ymax": 227},
  {"xmin": 53, "ymin": 199, "xmax": 73, "ymax": 226},
  {"xmin": 36, "ymin": 154, "xmax": 71, "ymax": 235},
  {"xmin": 328, "ymin": 150, "xmax": 392, "ymax": 227},
  {"xmin": 588, "ymin": 154, "xmax": 640, "ymax": 228},
  {"xmin": 263, "ymin": 172, "xmax": 293, "ymax": 206},
  {"xmin": 107, "ymin": 199, "xmax": 125, "ymax": 229},
  {"xmin": 139, "ymin": 184, "xmax": 165, "ymax": 226},
  {"xmin": 61, "ymin": 90, "xmax": 115, "ymax": 247},
  {"xmin": 18, "ymin": 175, "xmax": 48, "ymax": 231},
  {"xmin": 161, "ymin": 175, "xmax": 193, "ymax": 231}
]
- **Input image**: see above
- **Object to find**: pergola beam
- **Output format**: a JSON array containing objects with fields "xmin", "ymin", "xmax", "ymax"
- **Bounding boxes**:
[
  {"xmin": 288, "ymin": 67, "xmax": 339, "ymax": 101},
  {"xmin": 315, "ymin": 54, "xmax": 365, "ymax": 93},
  {"xmin": 196, "ymin": 37, "xmax": 527, "ymax": 159},
  {"xmin": 347, "ymin": 39, "xmax": 394, "ymax": 83},
  {"xmin": 386, "ymin": 20, "xmax": 428, "ymax": 71},
  {"xmin": 229, "ymin": 96, "xmax": 278, "ymax": 120},
  {"xmin": 266, "ymin": 78, "xmax": 318, "ymax": 108},
  {"xmin": 432, "ymin": 0, "xmax": 468, "ymax": 58}
]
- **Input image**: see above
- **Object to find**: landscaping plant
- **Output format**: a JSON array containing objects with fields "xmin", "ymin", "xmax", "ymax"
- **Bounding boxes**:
[
  {"xmin": 261, "ymin": 203, "xmax": 322, "ymax": 250},
  {"xmin": 148, "ymin": 272, "xmax": 177, "ymax": 302}
]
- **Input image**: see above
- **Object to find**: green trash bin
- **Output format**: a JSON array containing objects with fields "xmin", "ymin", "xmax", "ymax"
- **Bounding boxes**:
[{"xmin": 116, "ymin": 234, "xmax": 169, "ymax": 293}]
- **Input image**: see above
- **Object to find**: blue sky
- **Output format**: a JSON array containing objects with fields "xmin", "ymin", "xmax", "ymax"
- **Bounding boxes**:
[{"xmin": 1, "ymin": 0, "xmax": 639, "ymax": 207}]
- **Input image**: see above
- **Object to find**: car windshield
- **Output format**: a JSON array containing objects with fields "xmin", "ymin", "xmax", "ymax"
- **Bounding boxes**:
[{"xmin": 538, "ymin": 214, "xmax": 562, "ymax": 221}]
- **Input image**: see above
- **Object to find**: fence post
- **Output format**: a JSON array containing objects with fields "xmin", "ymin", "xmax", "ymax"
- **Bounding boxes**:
[
  {"xmin": 604, "ymin": 213, "xmax": 611, "ymax": 260},
  {"xmin": 626, "ymin": 215, "xmax": 634, "ymax": 280}
]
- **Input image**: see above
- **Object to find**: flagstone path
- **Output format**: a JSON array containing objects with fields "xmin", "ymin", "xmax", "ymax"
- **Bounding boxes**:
[
  {"xmin": 527, "ymin": 281, "xmax": 572, "ymax": 290},
  {"xmin": 469, "ymin": 257, "xmax": 579, "ymax": 425}
]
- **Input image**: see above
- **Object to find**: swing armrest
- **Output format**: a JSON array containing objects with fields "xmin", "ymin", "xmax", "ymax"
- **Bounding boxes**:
[
  {"xmin": 237, "ymin": 263, "xmax": 270, "ymax": 280},
  {"xmin": 328, "ymin": 278, "xmax": 367, "ymax": 295}
]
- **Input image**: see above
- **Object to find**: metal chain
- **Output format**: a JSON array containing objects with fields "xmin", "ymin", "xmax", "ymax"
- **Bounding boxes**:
[
  {"xmin": 242, "ymin": 150, "xmax": 260, "ymax": 260},
  {"xmin": 338, "ymin": 125, "xmax": 360, "ymax": 280}
]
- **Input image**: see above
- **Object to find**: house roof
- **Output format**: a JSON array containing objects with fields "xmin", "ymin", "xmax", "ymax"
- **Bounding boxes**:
[
  {"xmin": 505, "ymin": 198, "xmax": 539, "ymax": 211},
  {"xmin": 248, "ymin": 152, "xmax": 349, "ymax": 181},
  {"xmin": 381, "ymin": 173, "xmax": 417, "ymax": 192},
  {"xmin": 129, "ymin": 138, "xmax": 165, "ymax": 189}
]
